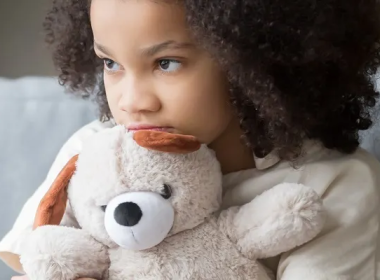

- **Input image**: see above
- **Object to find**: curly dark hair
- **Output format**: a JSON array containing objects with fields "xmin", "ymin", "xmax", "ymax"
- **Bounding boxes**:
[{"xmin": 44, "ymin": 0, "xmax": 380, "ymax": 160}]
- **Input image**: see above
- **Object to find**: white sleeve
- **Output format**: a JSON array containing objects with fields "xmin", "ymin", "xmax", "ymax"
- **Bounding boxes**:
[
  {"xmin": 277, "ymin": 149, "xmax": 380, "ymax": 280},
  {"xmin": 0, "ymin": 120, "xmax": 112, "ymax": 273}
]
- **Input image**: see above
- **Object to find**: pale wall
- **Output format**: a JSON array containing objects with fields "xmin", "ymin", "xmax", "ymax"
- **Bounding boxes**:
[{"xmin": 0, "ymin": 0, "xmax": 55, "ymax": 78}]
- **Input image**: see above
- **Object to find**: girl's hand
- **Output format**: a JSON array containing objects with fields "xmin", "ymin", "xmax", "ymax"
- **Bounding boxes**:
[{"xmin": 12, "ymin": 276, "xmax": 96, "ymax": 280}]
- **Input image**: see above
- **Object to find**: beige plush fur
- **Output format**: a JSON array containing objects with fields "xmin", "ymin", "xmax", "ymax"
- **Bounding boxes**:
[{"xmin": 20, "ymin": 125, "xmax": 325, "ymax": 280}]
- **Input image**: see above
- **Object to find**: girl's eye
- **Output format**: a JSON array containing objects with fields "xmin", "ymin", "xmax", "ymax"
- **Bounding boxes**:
[
  {"xmin": 161, "ymin": 184, "xmax": 172, "ymax": 199},
  {"xmin": 103, "ymin": 58, "xmax": 121, "ymax": 72},
  {"xmin": 158, "ymin": 59, "xmax": 181, "ymax": 73}
]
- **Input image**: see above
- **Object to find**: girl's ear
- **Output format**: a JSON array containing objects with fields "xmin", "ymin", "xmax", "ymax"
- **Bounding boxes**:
[
  {"xmin": 133, "ymin": 130, "xmax": 201, "ymax": 154},
  {"xmin": 33, "ymin": 154, "xmax": 79, "ymax": 229}
]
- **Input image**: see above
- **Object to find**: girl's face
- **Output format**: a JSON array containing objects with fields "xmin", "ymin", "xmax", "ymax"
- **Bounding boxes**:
[{"xmin": 90, "ymin": 0, "xmax": 233, "ymax": 145}]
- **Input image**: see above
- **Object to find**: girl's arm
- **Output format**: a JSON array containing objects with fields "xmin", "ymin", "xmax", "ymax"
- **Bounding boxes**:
[
  {"xmin": 277, "ymin": 149, "xmax": 380, "ymax": 280},
  {"xmin": 0, "ymin": 120, "xmax": 111, "ymax": 274}
]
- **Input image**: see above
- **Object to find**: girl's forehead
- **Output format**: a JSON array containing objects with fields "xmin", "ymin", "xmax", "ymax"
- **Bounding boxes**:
[
  {"xmin": 90, "ymin": 0, "xmax": 194, "ymax": 55},
  {"xmin": 90, "ymin": 0, "xmax": 188, "ymax": 36}
]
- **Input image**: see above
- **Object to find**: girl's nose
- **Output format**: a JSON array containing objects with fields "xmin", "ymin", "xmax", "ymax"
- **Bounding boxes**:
[{"xmin": 118, "ymin": 77, "xmax": 161, "ymax": 113}]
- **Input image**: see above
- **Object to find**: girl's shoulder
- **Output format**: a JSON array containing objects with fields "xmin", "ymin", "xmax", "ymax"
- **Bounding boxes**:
[
  {"xmin": 224, "ymin": 141, "xmax": 380, "ymax": 205},
  {"xmin": 43, "ymin": 119, "xmax": 115, "ymax": 183},
  {"xmin": 69, "ymin": 119, "xmax": 115, "ymax": 141},
  {"xmin": 62, "ymin": 119, "xmax": 115, "ymax": 152},
  {"xmin": 300, "ymin": 141, "xmax": 380, "ymax": 186},
  {"xmin": 278, "ymin": 140, "xmax": 380, "ymax": 201}
]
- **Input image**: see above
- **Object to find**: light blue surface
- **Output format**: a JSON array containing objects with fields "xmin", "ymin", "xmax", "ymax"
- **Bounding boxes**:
[{"xmin": 0, "ymin": 76, "xmax": 96, "ymax": 278}]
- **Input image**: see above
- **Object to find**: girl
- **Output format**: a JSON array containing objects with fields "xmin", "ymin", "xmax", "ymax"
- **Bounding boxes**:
[{"xmin": 3, "ymin": 0, "xmax": 380, "ymax": 279}]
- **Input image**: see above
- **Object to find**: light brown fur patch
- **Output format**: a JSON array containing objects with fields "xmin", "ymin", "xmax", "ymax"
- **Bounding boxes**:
[
  {"xmin": 33, "ymin": 154, "xmax": 78, "ymax": 229},
  {"xmin": 133, "ymin": 131, "xmax": 201, "ymax": 154}
]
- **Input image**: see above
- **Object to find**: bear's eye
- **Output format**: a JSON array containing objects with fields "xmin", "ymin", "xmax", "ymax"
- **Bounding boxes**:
[
  {"xmin": 101, "ymin": 205, "xmax": 107, "ymax": 212},
  {"xmin": 161, "ymin": 184, "xmax": 172, "ymax": 199}
]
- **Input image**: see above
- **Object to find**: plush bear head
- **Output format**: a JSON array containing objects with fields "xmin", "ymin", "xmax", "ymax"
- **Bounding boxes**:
[{"xmin": 33, "ymin": 125, "xmax": 223, "ymax": 250}]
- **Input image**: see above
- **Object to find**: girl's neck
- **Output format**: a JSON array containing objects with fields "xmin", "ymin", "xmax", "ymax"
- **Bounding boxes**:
[{"xmin": 209, "ymin": 119, "xmax": 255, "ymax": 175}]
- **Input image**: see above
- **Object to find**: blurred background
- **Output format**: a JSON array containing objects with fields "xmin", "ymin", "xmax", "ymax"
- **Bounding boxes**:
[
  {"xmin": 0, "ymin": 0, "xmax": 55, "ymax": 78},
  {"xmin": 0, "ymin": 1, "xmax": 96, "ymax": 278},
  {"xmin": 0, "ymin": 0, "xmax": 379, "ymax": 279}
]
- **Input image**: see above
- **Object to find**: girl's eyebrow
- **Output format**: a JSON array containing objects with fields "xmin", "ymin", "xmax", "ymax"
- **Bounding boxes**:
[
  {"xmin": 140, "ymin": 40, "xmax": 195, "ymax": 57},
  {"xmin": 94, "ymin": 42, "xmax": 114, "ymax": 57},
  {"xmin": 93, "ymin": 40, "xmax": 195, "ymax": 58}
]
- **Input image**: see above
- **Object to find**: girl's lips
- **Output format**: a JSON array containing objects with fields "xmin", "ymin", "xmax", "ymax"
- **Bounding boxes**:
[{"xmin": 126, "ymin": 125, "xmax": 173, "ymax": 132}]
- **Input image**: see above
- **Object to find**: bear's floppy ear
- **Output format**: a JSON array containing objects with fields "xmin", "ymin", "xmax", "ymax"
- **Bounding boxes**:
[
  {"xmin": 133, "ymin": 130, "xmax": 201, "ymax": 154},
  {"xmin": 33, "ymin": 154, "xmax": 79, "ymax": 229}
]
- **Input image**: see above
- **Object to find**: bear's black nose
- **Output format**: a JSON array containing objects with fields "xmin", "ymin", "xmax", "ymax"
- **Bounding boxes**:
[{"xmin": 114, "ymin": 202, "xmax": 142, "ymax": 227}]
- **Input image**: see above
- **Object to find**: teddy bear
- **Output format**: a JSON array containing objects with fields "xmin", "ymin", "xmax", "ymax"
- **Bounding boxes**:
[{"xmin": 20, "ymin": 125, "xmax": 325, "ymax": 280}]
